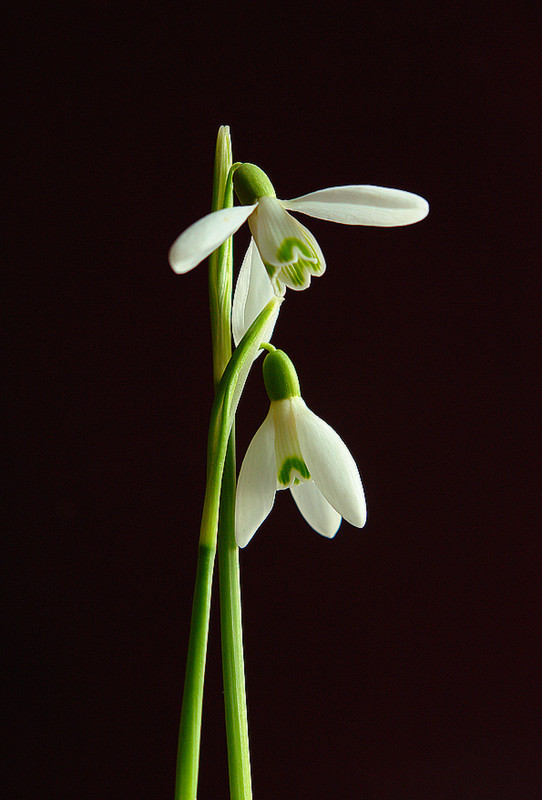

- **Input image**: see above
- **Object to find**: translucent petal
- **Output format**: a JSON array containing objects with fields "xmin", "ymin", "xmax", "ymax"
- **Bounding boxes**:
[
  {"xmin": 283, "ymin": 185, "xmax": 429, "ymax": 227},
  {"xmin": 235, "ymin": 411, "xmax": 277, "ymax": 547},
  {"xmin": 168, "ymin": 204, "xmax": 256, "ymax": 274},
  {"xmin": 230, "ymin": 299, "xmax": 281, "ymax": 422},
  {"xmin": 294, "ymin": 399, "xmax": 367, "ymax": 528},
  {"xmin": 232, "ymin": 239, "xmax": 277, "ymax": 346},
  {"xmin": 290, "ymin": 481, "xmax": 342, "ymax": 538}
]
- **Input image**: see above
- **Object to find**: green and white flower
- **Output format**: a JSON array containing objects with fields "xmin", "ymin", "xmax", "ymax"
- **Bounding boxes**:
[
  {"xmin": 235, "ymin": 349, "xmax": 366, "ymax": 547},
  {"xmin": 169, "ymin": 164, "xmax": 429, "ymax": 336}
]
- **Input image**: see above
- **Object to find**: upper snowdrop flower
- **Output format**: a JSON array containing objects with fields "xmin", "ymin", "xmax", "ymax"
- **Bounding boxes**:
[
  {"xmin": 235, "ymin": 348, "xmax": 366, "ymax": 547},
  {"xmin": 168, "ymin": 162, "xmax": 429, "ymax": 294}
]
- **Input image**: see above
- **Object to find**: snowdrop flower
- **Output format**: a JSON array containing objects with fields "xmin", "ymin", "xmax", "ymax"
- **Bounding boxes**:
[
  {"xmin": 168, "ymin": 166, "xmax": 429, "ymax": 286},
  {"xmin": 169, "ymin": 163, "xmax": 428, "ymax": 339},
  {"xmin": 235, "ymin": 348, "xmax": 366, "ymax": 547}
]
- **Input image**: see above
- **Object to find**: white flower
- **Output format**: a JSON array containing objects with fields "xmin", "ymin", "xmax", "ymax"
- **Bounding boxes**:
[
  {"xmin": 235, "ymin": 349, "xmax": 366, "ymax": 547},
  {"xmin": 169, "ymin": 164, "xmax": 429, "ymax": 340}
]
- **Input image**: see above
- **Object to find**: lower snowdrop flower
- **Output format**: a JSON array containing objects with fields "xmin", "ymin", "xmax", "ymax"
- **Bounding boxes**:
[
  {"xmin": 235, "ymin": 348, "xmax": 366, "ymax": 547},
  {"xmin": 169, "ymin": 164, "xmax": 429, "ymax": 332}
]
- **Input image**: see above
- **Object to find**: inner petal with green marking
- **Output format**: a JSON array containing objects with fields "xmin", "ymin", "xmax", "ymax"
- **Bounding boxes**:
[
  {"xmin": 271, "ymin": 398, "xmax": 312, "ymax": 490},
  {"xmin": 248, "ymin": 195, "xmax": 326, "ymax": 294},
  {"xmin": 278, "ymin": 455, "xmax": 311, "ymax": 487},
  {"xmin": 271, "ymin": 237, "xmax": 320, "ymax": 290},
  {"xmin": 278, "ymin": 236, "xmax": 315, "ymax": 264}
]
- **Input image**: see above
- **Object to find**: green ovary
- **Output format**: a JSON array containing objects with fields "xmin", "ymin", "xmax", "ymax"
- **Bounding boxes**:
[{"xmin": 278, "ymin": 456, "xmax": 310, "ymax": 486}]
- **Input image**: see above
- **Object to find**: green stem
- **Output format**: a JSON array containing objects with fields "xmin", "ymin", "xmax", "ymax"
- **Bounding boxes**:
[
  {"xmin": 174, "ymin": 295, "xmax": 279, "ymax": 800},
  {"xmin": 209, "ymin": 132, "xmax": 234, "ymax": 386},
  {"xmin": 208, "ymin": 132, "xmax": 253, "ymax": 800},
  {"xmin": 175, "ymin": 296, "xmax": 279, "ymax": 800},
  {"xmin": 200, "ymin": 297, "xmax": 281, "ymax": 550},
  {"xmin": 174, "ymin": 542, "xmax": 215, "ymax": 800},
  {"xmin": 174, "ymin": 125, "xmax": 281, "ymax": 800},
  {"xmin": 218, "ymin": 431, "xmax": 253, "ymax": 800},
  {"xmin": 174, "ymin": 126, "xmax": 232, "ymax": 800}
]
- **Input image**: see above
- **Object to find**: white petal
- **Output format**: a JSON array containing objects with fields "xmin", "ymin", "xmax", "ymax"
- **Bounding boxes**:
[
  {"xmin": 283, "ymin": 185, "xmax": 429, "ymax": 227},
  {"xmin": 290, "ymin": 481, "xmax": 342, "ymax": 538},
  {"xmin": 294, "ymin": 399, "xmax": 366, "ymax": 528},
  {"xmin": 232, "ymin": 239, "xmax": 277, "ymax": 346},
  {"xmin": 168, "ymin": 204, "xmax": 256, "ymax": 273},
  {"xmin": 235, "ymin": 411, "xmax": 277, "ymax": 547}
]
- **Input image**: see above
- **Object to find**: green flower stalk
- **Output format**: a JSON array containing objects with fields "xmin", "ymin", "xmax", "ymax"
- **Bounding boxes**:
[
  {"xmin": 175, "ymin": 291, "xmax": 280, "ymax": 800},
  {"xmin": 174, "ymin": 126, "xmax": 280, "ymax": 800}
]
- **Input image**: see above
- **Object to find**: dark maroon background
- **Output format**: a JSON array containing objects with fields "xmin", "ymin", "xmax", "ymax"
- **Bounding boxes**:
[{"xmin": 5, "ymin": 3, "xmax": 538, "ymax": 798}]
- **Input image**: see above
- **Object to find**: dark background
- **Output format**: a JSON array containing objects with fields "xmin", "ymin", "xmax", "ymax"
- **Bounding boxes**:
[{"xmin": 5, "ymin": 2, "xmax": 538, "ymax": 798}]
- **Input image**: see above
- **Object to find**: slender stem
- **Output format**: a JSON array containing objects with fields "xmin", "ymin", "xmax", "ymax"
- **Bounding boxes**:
[
  {"xmin": 174, "ymin": 294, "xmax": 279, "ymax": 800},
  {"xmin": 200, "ymin": 296, "xmax": 281, "ymax": 550},
  {"xmin": 209, "ymin": 132, "xmax": 234, "ymax": 386},
  {"xmin": 174, "ymin": 542, "xmax": 215, "ymax": 800},
  {"xmin": 174, "ymin": 126, "xmax": 232, "ymax": 800},
  {"xmin": 218, "ymin": 431, "xmax": 253, "ymax": 800},
  {"xmin": 208, "ymin": 133, "xmax": 253, "ymax": 800},
  {"xmin": 174, "ymin": 126, "xmax": 281, "ymax": 800}
]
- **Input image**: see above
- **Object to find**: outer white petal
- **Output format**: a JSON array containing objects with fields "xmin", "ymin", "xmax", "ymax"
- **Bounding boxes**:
[
  {"xmin": 232, "ymin": 238, "xmax": 277, "ymax": 346},
  {"xmin": 235, "ymin": 411, "xmax": 277, "ymax": 547},
  {"xmin": 290, "ymin": 481, "xmax": 342, "ymax": 538},
  {"xmin": 168, "ymin": 204, "xmax": 256, "ymax": 273},
  {"xmin": 283, "ymin": 185, "xmax": 429, "ymax": 227},
  {"xmin": 294, "ymin": 399, "xmax": 367, "ymax": 528}
]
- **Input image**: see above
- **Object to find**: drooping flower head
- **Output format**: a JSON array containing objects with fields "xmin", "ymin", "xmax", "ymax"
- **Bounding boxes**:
[
  {"xmin": 232, "ymin": 164, "xmax": 326, "ymax": 295},
  {"xmin": 235, "ymin": 348, "xmax": 366, "ymax": 547},
  {"xmin": 169, "ymin": 162, "xmax": 429, "ymax": 340}
]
